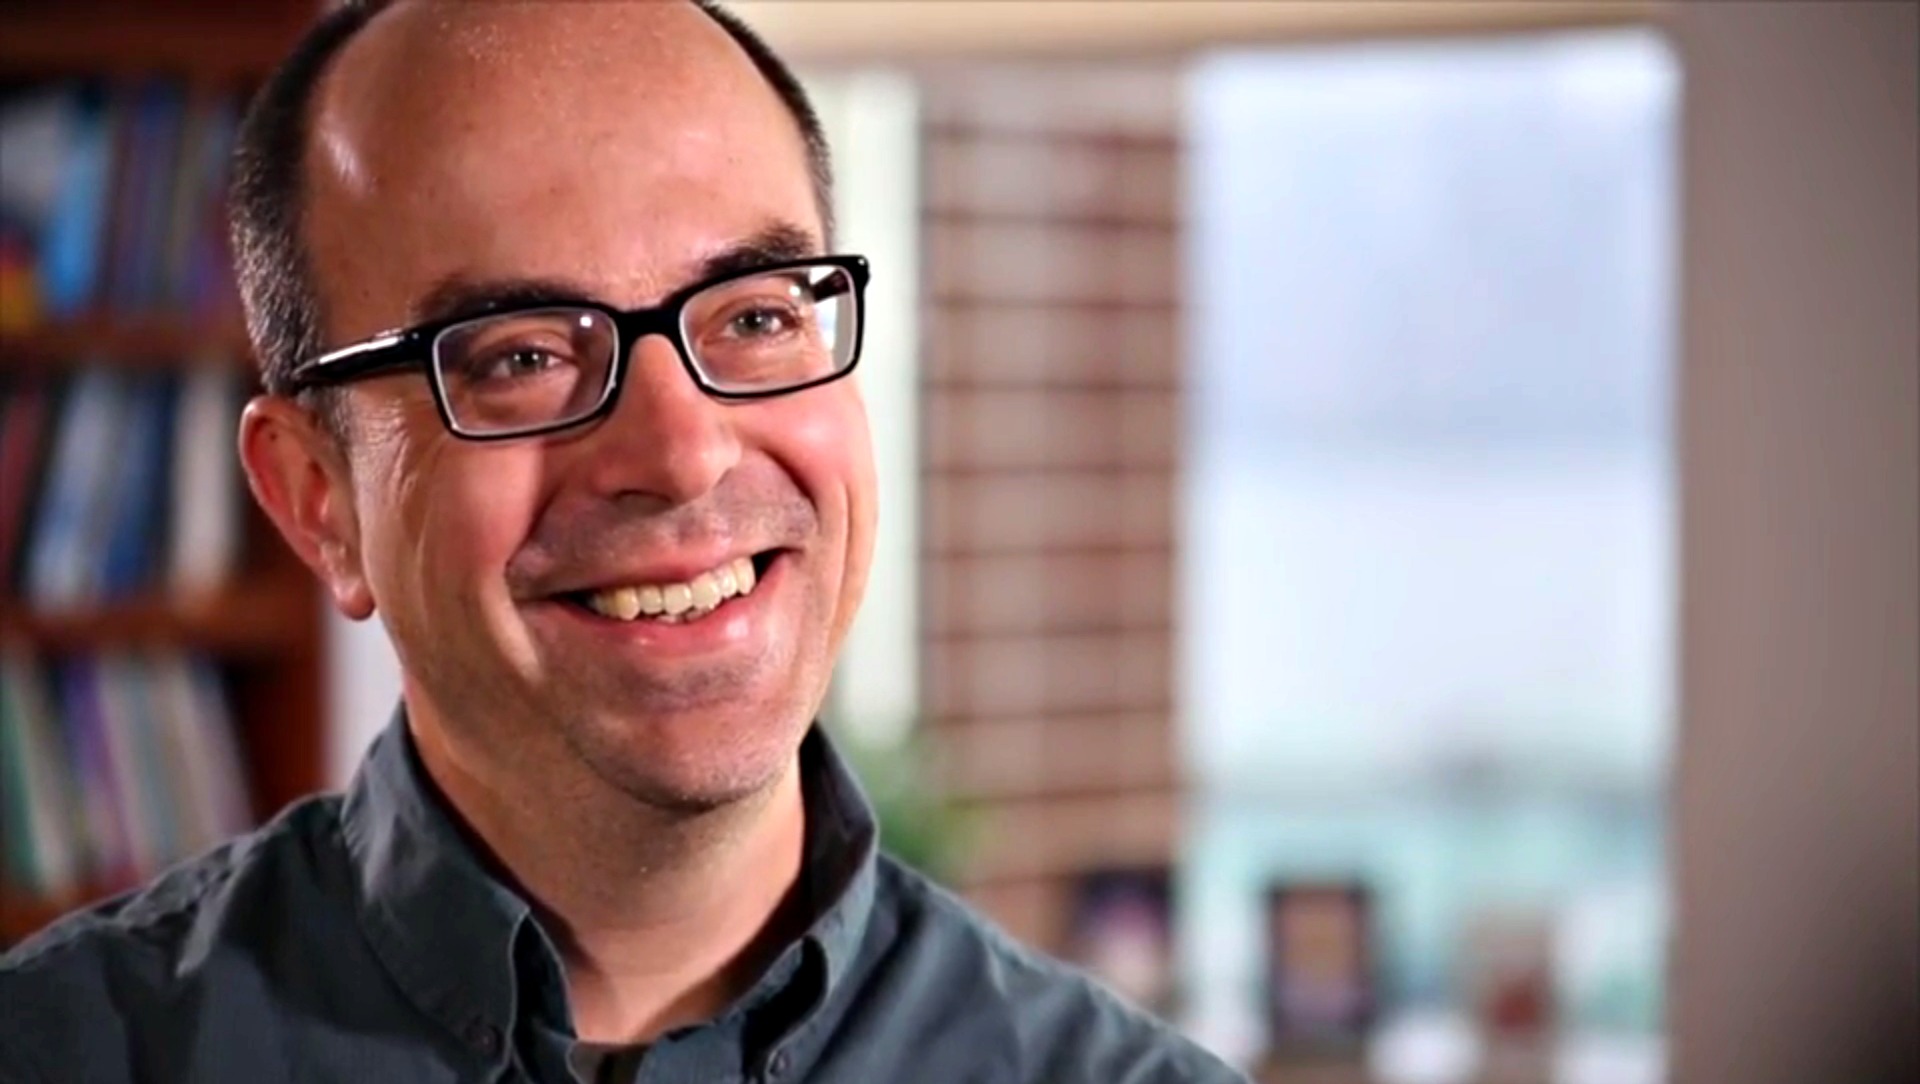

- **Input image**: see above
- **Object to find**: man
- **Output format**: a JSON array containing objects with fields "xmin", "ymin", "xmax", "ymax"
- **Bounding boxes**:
[{"xmin": 0, "ymin": 3, "xmax": 1245, "ymax": 1082}]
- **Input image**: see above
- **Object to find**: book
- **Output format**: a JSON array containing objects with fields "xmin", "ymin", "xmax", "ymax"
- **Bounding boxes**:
[
  {"xmin": 152, "ymin": 654, "xmax": 249, "ymax": 849},
  {"xmin": 184, "ymin": 656, "xmax": 250, "ymax": 840},
  {"xmin": 185, "ymin": 97, "xmax": 240, "ymax": 319},
  {"xmin": 36, "ymin": 84, "xmax": 113, "ymax": 318},
  {"xmin": 100, "ymin": 82, "xmax": 150, "ymax": 314},
  {"xmin": 167, "ymin": 364, "xmax": 241, "ymax": 595},
  {"xmin": 55, "ymin": 656, "xmax": 135, "ymax": 885},
  {"xmin": 0, "ymin": 377, "xmax": 62, "ymax": 585},
  {"xmin": 99, "ymin": 374, "xmax": 180, "ymax": 596},
  {"xmin": 66, "ymin": 370, "xmax": 146, "ymax": 603},
  {"xmin": 11, "ymin": 366, "xmax": 238, "ymax": 604},
  {"xmin": 147, "ymin": 652, "xmax": 208, "ymax": 858},
  {"xmin": 91, "ymin": 654, "xmax": 165, "ymax": 877},
  {"xmin": 0, "ymin": 651, "xmax": 43, "ymax": 890},
  {"xmin": 22, "ymin": 367, "xmax": 127, "ymax": 606},
  {"xmin": 127, "ymin": 83, "xmax": 189, "ymax": 310},
  {"xmin": 160, "ymin": 93, "xmax": 214, "ymax": 309},
  {"xmin": 1, "ymin": 78, "xmax": 249, "ymax": 325},
  {"xmin": 0, "ymin": 649, "xmax": 82, "ymax": 896},
  {"xmin": 0, "ymin": 86, "xmax": 72, "ymax": 329},
  {"xmin": 0, "ymin": 648, "xmax": 259, "ymax": 899}
]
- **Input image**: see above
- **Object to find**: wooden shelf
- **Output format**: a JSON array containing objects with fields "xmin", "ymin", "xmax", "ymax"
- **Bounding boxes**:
[
  {"xmin": 0, "ymin": 319, "xmax": 254, "ymax": 373},
  {"xmin": 0, "ymin": 578, "xmax": 313, "ymax": 656},
  {"xmin": 0, "ymin": 3, "xmax": 310, "ymax": 82},
  {"xmin": 1, "ymin": 1, "xmax": 330, "ymax": 953},
  {"xmin": 1, "ymin": 889, "xmax": 80, "ymax": 945},
  {"xmin": 0, "ymin": 883, "xmax": 117, "ymax": 946}
]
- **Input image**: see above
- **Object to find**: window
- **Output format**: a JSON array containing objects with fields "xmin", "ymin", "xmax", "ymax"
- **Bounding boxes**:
[{"xmin": 1180, "ymin": 31, "xmax": 1679, "ymax": 1081}]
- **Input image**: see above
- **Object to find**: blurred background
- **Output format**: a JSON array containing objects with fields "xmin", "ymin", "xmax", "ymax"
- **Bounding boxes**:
[{"xmin": 0, "ymin": 3, "xmax": 1913, "ymax": 1084}]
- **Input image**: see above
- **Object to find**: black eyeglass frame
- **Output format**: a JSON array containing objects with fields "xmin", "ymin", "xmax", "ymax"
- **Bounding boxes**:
[{"xmin": 285, "ymin": 254, "xmax": 871, "ymax": 441}]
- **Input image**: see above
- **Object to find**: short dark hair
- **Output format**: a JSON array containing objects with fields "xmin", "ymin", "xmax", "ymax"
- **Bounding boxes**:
[{"xmin": 228, "ymin": 0, "xmax": 834, "ymax": 402}]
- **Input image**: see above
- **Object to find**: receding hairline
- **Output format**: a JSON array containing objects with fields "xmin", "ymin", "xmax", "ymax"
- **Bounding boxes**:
[
  {"xmin": 324, "ymin": 0, "xmax": 769, "ymax": 94},
  {"xmin": 229, "ymin": 0, "xmax": 834, "ymax": 403},
  {"xmin": 309, "ymin": 0, "xmax": 820, "ymax": 182},
  {"xmin": 299, "ymin": 0, "xmax": 834, "ymax": 323}
]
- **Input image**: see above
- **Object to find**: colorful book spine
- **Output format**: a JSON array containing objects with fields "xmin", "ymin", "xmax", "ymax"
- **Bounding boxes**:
[
  {"xmin": 99, "ymin": 374, "xmax": 179, "ymax": 597},
  {"xmin": 4, "ymin": 362, "xmax": 241, "ymax": 605},
  {"xmin": 167, "ymin": 365, "xmax": 241, "ymax": 596},
  {"xmin": 38, "ymin": 84, "xmax": 112, "ymax": 318},
  {"xmin": 0, "ymin": 377, "xmax": 60, "ymax": 584},
  {"xmin": 186, "ymin": 96, "xmax": 240, "ymax": 320},
  {"xmin": 182, "ymin": 655, "xmax": 250, "ymax": 840},
  {"xmin": 56, "ymin": 656, "xmax": 135, "ymax": 885},
  {"xmin": 22, "ymin": 367, "xmax": 126, "ymax": 607},
  {"xmin": 0, "ymin": 650, "xmax": 82, "ymax": 896},
  {"xmin": 6, "ymin": 78, "xmax": 247, "ymax": 325},
  {"xmin": 1, "ymin": 650, "xmax": 253, "ymax": 893}
]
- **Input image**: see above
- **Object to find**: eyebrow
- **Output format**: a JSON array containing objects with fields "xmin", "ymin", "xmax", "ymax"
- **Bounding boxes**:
[{"xmin": 409, "ymin": 222, "xmax": 824, "ymax": 326}]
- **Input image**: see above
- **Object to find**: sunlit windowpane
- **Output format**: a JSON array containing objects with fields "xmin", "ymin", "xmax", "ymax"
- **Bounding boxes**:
[{"xmin": 1180, "ymin": 31, "xmax": 1679, "ymax": 1078}]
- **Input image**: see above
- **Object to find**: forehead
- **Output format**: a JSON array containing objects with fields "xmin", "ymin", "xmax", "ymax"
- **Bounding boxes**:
[{"xmin": 305, "ymin": 0, "xmax": 820, "ymax": 331}]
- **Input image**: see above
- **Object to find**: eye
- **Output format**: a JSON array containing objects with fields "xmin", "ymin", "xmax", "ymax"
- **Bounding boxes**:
[
  {"xmin": 727, "ymin": 305, "xmax": 799, "ymax": 339},
  {"xmin": 485, "ymin": 348, "xmax": 563, "ymax": 379},
  {"xmin": 462, "ymin": 343, "xmax": 578, "ymax": 385}
]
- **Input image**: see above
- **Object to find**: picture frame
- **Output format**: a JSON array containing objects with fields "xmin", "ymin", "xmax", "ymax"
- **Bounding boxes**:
[
  {"xmin": 1264, "ymin": 880, "xmax": 1376, "ymax": 1050},
  {"xmin": 1066, "ymin": 866, "xmax": 1177, "ymax": 1018}
]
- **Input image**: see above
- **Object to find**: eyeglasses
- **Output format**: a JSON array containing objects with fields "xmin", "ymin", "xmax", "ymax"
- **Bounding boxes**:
[{"xmin": 286, "ymin": 255, "xmax": 870, "ymax": 440}]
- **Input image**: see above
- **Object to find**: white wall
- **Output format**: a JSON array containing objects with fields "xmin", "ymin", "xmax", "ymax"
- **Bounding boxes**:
[
  {"xmin": 733, "ymin": 0, "xmax": 1657, "ymax": 58},
  {"xmin": 325, "ymin": 603, "xmax": 398, "ymax": 787},
  {"xmin": 805, "ymin": 70, "xmax": 922, "ymax": 748},
  {"xmin": 1670, "ymin": 3, "xmax": 1919, "ymax": 1082}
]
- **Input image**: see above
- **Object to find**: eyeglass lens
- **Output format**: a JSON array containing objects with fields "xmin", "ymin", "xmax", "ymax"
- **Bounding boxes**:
[{"xmin": 430, "ymin": 263, "xmax": 859, "ymax": 436}]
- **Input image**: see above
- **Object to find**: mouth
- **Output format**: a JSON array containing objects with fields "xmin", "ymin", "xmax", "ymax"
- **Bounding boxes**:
[{"xmin": 555, "ymin": 549, "xmax": 783, "ymax": 625}]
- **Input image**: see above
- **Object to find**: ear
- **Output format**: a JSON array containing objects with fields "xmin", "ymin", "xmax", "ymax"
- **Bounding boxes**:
[{"xmin": 238, "ymin": 395, "xmax": 374, "ymax": 620}]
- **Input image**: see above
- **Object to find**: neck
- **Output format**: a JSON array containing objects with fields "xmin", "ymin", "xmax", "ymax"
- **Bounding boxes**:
[{"xmin": 408, "ymin": 709, "xmax": 810, "ymax": 1045}]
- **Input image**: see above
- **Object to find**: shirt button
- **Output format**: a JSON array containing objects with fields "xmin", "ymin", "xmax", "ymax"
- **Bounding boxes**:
[{"xmin": 465, "ymin": 1020, "xmax": 503, "ymax": 1058}]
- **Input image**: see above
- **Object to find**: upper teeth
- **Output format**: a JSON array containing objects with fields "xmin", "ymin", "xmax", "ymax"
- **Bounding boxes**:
[{"xmin": 584, "ymin": 556, "xmax": 759, "ymax": 622}]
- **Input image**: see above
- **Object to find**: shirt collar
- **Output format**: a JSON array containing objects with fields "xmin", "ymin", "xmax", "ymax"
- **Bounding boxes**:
[
  {"xmin": 338, "ymin": 708, "xmax": 879, "ymax": 1067},
  {"xmin": 796, "ymin": 721, "xmax": 880, "ymax": 1000}
]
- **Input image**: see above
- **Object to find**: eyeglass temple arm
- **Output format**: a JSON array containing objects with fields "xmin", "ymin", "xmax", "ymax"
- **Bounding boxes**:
[
  {"xmin": 810, "ymin": 275, "xmax": 856, "ymax": 303},
  {"xmin": 288, "ymin": 334, "xmax": 425, "ymax": 391}
]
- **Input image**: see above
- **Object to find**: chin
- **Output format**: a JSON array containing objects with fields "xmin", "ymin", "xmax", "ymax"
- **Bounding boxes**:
[{"xmin": 566, "ymin": 696, "xmax": 811, "ymax": 813}]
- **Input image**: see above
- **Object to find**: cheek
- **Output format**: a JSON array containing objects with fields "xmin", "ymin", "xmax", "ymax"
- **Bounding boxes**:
[
  {"xmin": 356, "ymin": 414, "xmax": 550, "ymax": 628},
  {"xmin": 752, "ymin": 385, "xmax": 876, "ymax": 611},
  {"xmin": 421, "ymin": 456, "xmax": 549, "ymax": 586}
]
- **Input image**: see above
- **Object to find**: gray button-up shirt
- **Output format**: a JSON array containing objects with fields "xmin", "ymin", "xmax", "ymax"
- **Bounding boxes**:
[{"xmin": 1, "ymin": 716, "xmax": 1245, "ymax": 1084}]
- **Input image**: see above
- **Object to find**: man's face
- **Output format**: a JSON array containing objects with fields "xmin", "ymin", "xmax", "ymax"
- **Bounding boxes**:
[{"xmin": 287, "ymin": 0, "xmax": 874, "ymax": 809}]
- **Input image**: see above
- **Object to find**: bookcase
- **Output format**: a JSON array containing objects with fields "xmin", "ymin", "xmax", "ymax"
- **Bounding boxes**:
[{"xmin": 0, "ymin": 0, "xmax": 322, "ymax": 947}]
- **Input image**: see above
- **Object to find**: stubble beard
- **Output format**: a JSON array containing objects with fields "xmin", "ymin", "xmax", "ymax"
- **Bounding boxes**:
[{"xmin": 535, "ymin": 603, "xmax": 827, "ymax": 816}]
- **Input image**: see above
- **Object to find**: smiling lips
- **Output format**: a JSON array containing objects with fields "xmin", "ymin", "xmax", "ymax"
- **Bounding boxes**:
[{"xmin": 578, "ymin": 555, "xmax": 760, "ymax": 624}]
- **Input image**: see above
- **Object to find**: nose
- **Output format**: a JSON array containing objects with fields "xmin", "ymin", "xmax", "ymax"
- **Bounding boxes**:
[{"xmin": 576, "ymin": 332, "xmax": 742, "ymax": 507}]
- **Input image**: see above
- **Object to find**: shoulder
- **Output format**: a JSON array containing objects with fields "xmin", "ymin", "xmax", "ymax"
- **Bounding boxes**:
[
  {"xmin": 868, "ymin": 855, "xmax": 1248, "ymax": 1084},
  {"xmin": 0, "ymin": 795, "xmax": 345, "ymax": 1075},
  {"xmin": 2, "ymin": 794, "xmax": 342, "ymax": 973}
]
